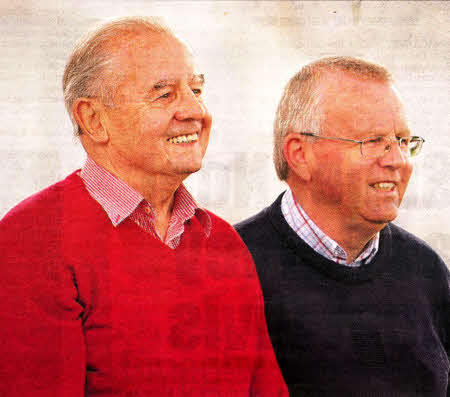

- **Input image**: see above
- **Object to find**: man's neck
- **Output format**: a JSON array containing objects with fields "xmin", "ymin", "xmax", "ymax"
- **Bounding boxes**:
[
  {"xmin": 289, "ymin": 184, "xmax": 383, "ymax": 264},
  {"xmin": 128, "ymin": 176, "xmax": 183, "ymax": 241},
  {"xmin": 90, "ymin": 154, "xmax": 184, "ymax": 240},
  {"xmin": 144, "ymin": 180, "xmax": 177, "ymax": 242}
]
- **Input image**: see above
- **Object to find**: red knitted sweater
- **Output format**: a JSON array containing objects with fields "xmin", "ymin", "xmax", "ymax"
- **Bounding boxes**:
[{"xmin": 0, "ymin": 172, "xmax": 287, "ymax": 397}]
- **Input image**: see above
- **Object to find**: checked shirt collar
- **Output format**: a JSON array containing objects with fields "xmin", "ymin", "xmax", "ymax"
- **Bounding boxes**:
[{"xmin": 80, "ymin": 157, "xmax": 211, "ymax": 249}]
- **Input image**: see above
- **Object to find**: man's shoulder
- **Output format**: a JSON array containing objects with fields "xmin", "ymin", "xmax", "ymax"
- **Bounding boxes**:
[
  {"xmin": 200, "ymin": 209, "xmax": 262, "ymax": 277},
  {"xmin": 387, "ymin": 223, "xmax": 448, "ymax": 271},
  {"xmin": 235, "ymin": 194, "xmax": 283, "ymax": 241},
  {"xmin": 204, "ymin": 209, "xmax": 246, "ymax": 242},
  {"xmin": 0, "ymin": 171, "xmax": 84, "ymax": 227},
  {"xmin": 388, "ymin": 223, "xmax": 438, "ymax": 254},
  {"xmin": 234, "ymin": 208, "xmax": 271, "ymax": 239}
]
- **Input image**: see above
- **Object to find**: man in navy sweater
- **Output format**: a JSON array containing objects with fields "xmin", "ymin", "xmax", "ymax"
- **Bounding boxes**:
[{"xmin": 236, "ymin": 57, "xmax": 449, "ymax": 396}]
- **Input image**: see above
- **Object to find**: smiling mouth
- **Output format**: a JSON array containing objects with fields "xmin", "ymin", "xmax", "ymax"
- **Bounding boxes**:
[
  {"xmin": 370, "ymin": 182, "xmax": 396, "ymax": 192},
  {"xmin": 167, "ymin": 133, "xmax": 199, "ymax": 144}
]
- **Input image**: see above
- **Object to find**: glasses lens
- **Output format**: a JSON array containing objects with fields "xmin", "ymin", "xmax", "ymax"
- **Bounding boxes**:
[
  {"xmin": 408, "ymin": 137, "xmax": 423, "ymax": 157},
  {"xmin": 361, "ymin": 136, "xmax": 387, "ymax": 159},
  {"xmin": 362, "ymin": 136, "xmax": 424, "ymax": 158}
]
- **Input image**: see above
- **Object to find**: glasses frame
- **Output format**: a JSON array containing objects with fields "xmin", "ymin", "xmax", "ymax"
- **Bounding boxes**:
[{"xmin": 299, "ymin": 132, "xmax": 425, "ymax": 159}]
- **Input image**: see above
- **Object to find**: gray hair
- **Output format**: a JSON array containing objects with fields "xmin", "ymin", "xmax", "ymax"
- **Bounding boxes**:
[
  {"xmin": 62, "ymin": 17, "xmax": 174, "ymax": 136},
  {"xmin": 273, "ymin": 56, "xmax": 392, "ymax": 180}
]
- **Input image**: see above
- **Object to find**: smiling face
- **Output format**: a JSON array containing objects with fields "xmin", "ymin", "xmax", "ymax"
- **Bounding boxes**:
[
  {"xmin": 305, "ymin": 71, "xmax": 413, "ymax": 231},
  {"xmin": 99, "ymin": 31, "xmax": 212, "ymax": 190}
]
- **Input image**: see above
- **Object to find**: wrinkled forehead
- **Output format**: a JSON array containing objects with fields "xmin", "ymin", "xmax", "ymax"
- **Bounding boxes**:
[
  {"xmin": 111, "ymin": 30, "xmax": 189, "ymax": 63},
  {"xmin": 103, "ymin": 31, "xmax": 201, "ymax": 104},
  {"xmin": 105, "ymin": 31, "xmax": 196, "ymax": 83}
]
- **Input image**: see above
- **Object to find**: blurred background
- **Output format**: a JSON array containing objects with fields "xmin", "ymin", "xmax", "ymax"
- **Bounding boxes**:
[{"xmin": 1, "ymin": 1, "xmax": 449, "ymax": 264}]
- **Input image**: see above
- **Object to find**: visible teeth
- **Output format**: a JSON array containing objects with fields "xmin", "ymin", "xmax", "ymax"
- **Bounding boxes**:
[
  {"xmin": 168, "ymin": 133, "xmax": 198, "ymax": 144},
  {"xmin": 372, "ymin": 182, "xmax": 395, "ymax": 191}
]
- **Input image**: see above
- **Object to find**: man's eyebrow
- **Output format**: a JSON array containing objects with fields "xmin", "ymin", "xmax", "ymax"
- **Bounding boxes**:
[
  {"xmin": 152, "ymin": 74, "xmax": 204, "ymax": 91},
  {"xmin": 190, "ymin": 74, "xmax": 205, "ymax": 85},
  {"xmin": 153, "ymin": 80, "xmax": 174, "ymax": 90}
]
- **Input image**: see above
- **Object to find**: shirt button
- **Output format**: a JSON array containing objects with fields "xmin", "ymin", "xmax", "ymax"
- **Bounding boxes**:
[{"xmin": 145, "ymin": 206, "xmax": 152, "ymax": 214}]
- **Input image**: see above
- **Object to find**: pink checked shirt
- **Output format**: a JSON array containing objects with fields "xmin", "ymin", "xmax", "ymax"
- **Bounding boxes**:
[
  {"xmin": 281, "ymin": 188, "xmax": 379, "ymax": 267},
  {"xmin": 80, "ymin": 157, "xmax": 211, "ymax": 249}
]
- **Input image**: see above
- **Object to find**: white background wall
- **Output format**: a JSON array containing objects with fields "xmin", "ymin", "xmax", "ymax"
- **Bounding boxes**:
[{"xmin": 1, "ymin": 1, "xmax": 449, "ymax": 264}]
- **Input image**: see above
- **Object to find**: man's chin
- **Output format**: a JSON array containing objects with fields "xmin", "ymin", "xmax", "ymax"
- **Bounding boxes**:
[
  {"xmin": 181, "ymin": 168, "xmax": 201, "ymax": 177},
  {"xmin": 363, "ymin": 211, "xmax": 398, "ymax": 226},
  {"xmin": 174, "ymin": 162, "xmax": 203, "ymax": 177}
]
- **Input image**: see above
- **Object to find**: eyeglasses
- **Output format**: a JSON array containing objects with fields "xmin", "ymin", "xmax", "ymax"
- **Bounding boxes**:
[{"xmin": 300, "ymin": 132, "xmax": 425, "ymax": 159}]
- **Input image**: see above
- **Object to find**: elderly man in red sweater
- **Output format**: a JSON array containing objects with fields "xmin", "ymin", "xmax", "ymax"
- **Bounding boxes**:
[{"xmin": 0, "ymin": 17, "xmax": 287, "ymax": 397}]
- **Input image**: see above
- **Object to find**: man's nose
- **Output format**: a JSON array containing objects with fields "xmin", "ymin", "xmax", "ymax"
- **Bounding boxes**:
[{"xmin": 174, "ymin": 88, "xmax": 206, "ymax": 121}]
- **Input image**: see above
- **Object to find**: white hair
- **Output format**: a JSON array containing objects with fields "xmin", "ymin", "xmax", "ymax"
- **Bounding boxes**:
[{"xmin": 62, "ymin": 17, "xmax": 174, "ymax": 136}]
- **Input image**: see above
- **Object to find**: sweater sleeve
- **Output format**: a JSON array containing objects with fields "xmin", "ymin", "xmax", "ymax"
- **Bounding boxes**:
[{"xmin": 0, "ymin": 206, "xmax": 86, "ymax": 397}]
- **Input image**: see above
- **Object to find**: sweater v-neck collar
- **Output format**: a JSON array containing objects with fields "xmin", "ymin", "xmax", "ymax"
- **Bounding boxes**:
[
  {"xmin": 66, "ymin": 171, "xmax": 208, "ymax": 254},
  {"xmin": 267, "ymin": 193, "xmax": 393, "ymax": 283}
]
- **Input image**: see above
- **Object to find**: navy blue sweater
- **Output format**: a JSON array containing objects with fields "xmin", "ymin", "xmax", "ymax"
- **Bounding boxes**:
[{"xmin": 236, "ymin": 193, "xmax": 450, "ymax": 397}]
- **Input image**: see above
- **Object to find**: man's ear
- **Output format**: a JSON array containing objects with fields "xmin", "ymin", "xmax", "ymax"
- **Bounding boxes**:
[
  {"xmin": 282, "ymin": 132, "xmax": 312, "ymax": 182},
  {"xmin": 72, "ymin": 98, "xmax": 109, "ymax": 143}
]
